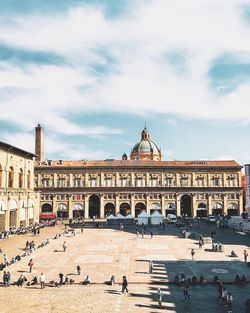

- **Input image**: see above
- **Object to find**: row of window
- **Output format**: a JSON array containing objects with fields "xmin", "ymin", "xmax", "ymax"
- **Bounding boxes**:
[
  {"xmin": 40, "ymin": 177, "xmax": 239, "ymax": 188},
  {"xmin": 0, "ymin": 167, "xmax": 32, "ymax": 189}
]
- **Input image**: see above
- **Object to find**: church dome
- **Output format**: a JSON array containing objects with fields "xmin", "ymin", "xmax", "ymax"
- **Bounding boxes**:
[{"xmin": 130, "ymin": 127, "xmax": 162, "ymax": 161}]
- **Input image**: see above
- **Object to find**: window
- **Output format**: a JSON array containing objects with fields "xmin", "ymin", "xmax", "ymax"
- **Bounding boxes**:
[
  {"xmin": 165, "ymin": 178, "xmax": 174, "ymax": 187},
  {"xmin": 73, "ymin": 194, "xmax": 81, "ymax": 201},
  {"xmin": 120, "ymin": 178, "xmax": 128, "ymax": 187},
  {"xmin": 27, "ymin": 170, "xmax": 31, "ymax": 189},
  {"xmin": 57, "ymin": 194, "xmax": 66, "ymax": 201},
  {"xmin": 74, "ymin": 178, "xmax": 81, "ymax": 187},
  {"xmin": 212, "ymin": 178, "xmax": 220, "ymax": 187},
  {"xmin": 42, "ymin": 179, "xmax": 49, "ymax": 188},
  {"xmin": 150, "ymin": 179, "xmax": 157, "ymax": 187},
  {"xmin": 135, "ymin": 179, "xmax": 142, "ymax": 187},
  {"xmin": 105, "ymin": 179, "xmax": 114, "ymax": 187},
  {"xmin": 180, "ymin": 178, "xmax": 188, "ymax": 187},
  {"xmin": 90, "ymin": 179, "xmax": 97, "ymax": 187},
  {"xmin": 19, "ymin": 169, "xmax": 23, "ymax": 188},
  {"xmin": 227, "ymin": 179, "xmax": 235, "ymax": 187},
  {"xmin": 196, "ymin": 178, "xmax": 205, "ymax": 187},
  {"xmin": 58, "ymin": 178, "xmax": 66, "ymax": 188},
  {"xmin": 8, "ymin": 167, "xmax": 14, "ymax": 188}
]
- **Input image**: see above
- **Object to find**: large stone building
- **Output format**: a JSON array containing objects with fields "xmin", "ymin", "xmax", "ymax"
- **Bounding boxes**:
[
  {"xmin": 0, "ymin": 142, "xmax": 40, "ymax": 231},
  {"xmin": 34, "ymin": 125, "xmax": 243, "ymax": 219}
]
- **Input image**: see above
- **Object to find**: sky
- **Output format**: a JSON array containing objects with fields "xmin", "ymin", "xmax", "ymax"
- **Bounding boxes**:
[{"xmin": 0, "ymin": 0, "xmax": 250, "ymax": 164}]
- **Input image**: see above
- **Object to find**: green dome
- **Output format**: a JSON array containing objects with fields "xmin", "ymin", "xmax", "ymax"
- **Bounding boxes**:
[{"xmin": 132, "ymin": 140, "xmax": 159, "ymax": 154}]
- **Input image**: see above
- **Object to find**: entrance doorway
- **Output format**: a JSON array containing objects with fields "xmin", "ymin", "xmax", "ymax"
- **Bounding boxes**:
[
  {"xmin": 104, "ymin": 203, "xmax": 115, "ymax": 217},
  {"xmin": 119, "ymin": 203, "xmax": 131, "ymax": 216},
  {"xmin": 180, "ymin": 195, "xmax": 192, "ymax": 217},
  {"xmin": 135, "ymin": 202, "xmax": 146, "ymax": 218},
  {"xmin": 212, "ymin": 203, "xmax": 223, "ymax": 216},
  {"xmin": 197, "ymin": 203, "xmax": 208, "ymax": 218},
  {"xmin": 89, "ymin": 194, "xmax": 100, "ymax": 218}
]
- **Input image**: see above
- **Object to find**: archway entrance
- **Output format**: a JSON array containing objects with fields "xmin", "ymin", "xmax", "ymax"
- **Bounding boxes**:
[
  {"xmin": 120, "ymin": 203, "xmax": 131, "ymax": 216},
  {"xmin": 212, "ymin": 203, "xmax": 223, "ymax": 216},
  {"xmin": 57, "ymin": 203, "xmax": 68, "ymax": 219},
  {"xmin": 227, "ymin": 203, "xmax": 239, "ymax": 216},
  {"xmin": 165, "ymin": 203, "xmax": 176, "ymax": 216},
  {"xmin": 180, "ymin": 195, "xmax": 192, "ymax": 217},
  {"xmin": 73, "ymin": 203, "xmax": 84, "ymax": 219},
  {"xmin": 89, "ymin": 194, "xmax": 100, "ymax": 218},
  {"xmin": 104, "ymin": 203, "xmax": 115, "ymax": 217},
  {"xmin": 135, "ymin": 202, "xmax": 146, "ymax": 218},
  {"xmin": 197, "ymin": 203, "xmax": 208, "ymax": 218},
  {"xmin": 41, "ymin": 203, "xmax": 53, "ymax": 213}
]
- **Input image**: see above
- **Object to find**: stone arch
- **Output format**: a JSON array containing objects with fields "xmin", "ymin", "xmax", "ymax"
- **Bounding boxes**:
[
  {"xmin": 212, "ymin": 202, "xmax": 223, "ymax": 216},
  {"xmin": 104, "ymin": 202, "xmax": 115, "ymax": 217},
  {"xmin": 41, "ymin": 203, "xmax": 53, "ymax": 213},
  {"xmin": 165, "ymin": 202, "xmax": 176, "ymax": 216},
  {"xmin": 18, "ymin": 168, "xmax": 23, "ymax": 188},
  {"xmin": 197, "ymin": 202, "xmax": 208, "ymax": 218},
  {"xmin": 119, "ymin": 202, "xmax": 131, "ymax": 216},
  {"xmin": 180, "ymin": 194, "xmax": 192, "ymax": 217},
  {"xmin": 227, "ymin": 202, "xmax": 239, "ymax": 216},
  {"xmin": 57, "ymin": 203, "xmax": 68, "ymax": 219},
  {"xmin": 135, "ymin": 202, "xmax": 146, "ymax": 218},
  {"xmin": 89, "ymin": 194, "xmax": 100, "ymax": 218},
  {"xmin": 150, "ymin": 202, "xmax": 161, "ymax": 214},
  {"xmin": 73, "ymin": 203, "xmax": 84, "ymax": 219},
  {"xmin": 8, "ymin": 166, "xmax": 14, "ymax": 188}
]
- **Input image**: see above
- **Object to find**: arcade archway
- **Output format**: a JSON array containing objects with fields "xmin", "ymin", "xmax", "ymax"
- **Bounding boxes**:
[
  {"xmin": 104, "ymin": 202, "xmax": 115, "ymax": 217},
  {"xmin": 89, "ymin": 194, "xmax": 100, "ymax": 218},
  {"xmin": 227, "ymin": 203, "xmax": 239, "ymax": 216},
  {"xmin": 119, "ymin": 202, "xmax": 131, "ymax": 216},
  {"xmin": 197, "ymin": 202, "xmax": 208, "ymax": 218},
  {"xmin": 41, "ymin": 203, "xmax": 53, "ymax": 213},
  {"xmin": 135, "ymin": 202, "xmax": 146, "ymax": 218},
  {"xmin": 212, "ymin": 202, "xmax": 223, "ymax": 216},
  {"xmin": 180, "ymin": 195, "xmax": 192, "ymax": 217}
]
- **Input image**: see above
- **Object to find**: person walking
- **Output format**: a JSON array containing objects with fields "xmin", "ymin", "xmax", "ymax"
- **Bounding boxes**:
[
  {"xmin": 191, "ymin": 249, "xmax": 195, "ymax": 260},
  {"xmin": 77, "ymin": 265, "xmax": 81, "ymax": 275},
  {"xmin": 121, "ymin": 275, "xmax": 128, "ymax": 293},
  {"xmin": 183, "ymin": 286, "xmax": 190, "ymax": 301},
  {"xmin": 28, "ymin": 259, "xmax": 34, "ymax": 273},
  {"xmin": 198, "ymin": 240, "xmax": 202, "ymax": 249},
  {"xmin": 40, "ymin": 273, "xmax": 45, "ymax": 289},
  {"xmin": 63, "ymin": 241, "xmax": 67, "ymax": 252},
  {"xmin": 227, "ymin": 292, "xmax": 233, "ymax": 313},
  {"xmin": 149, "ymin": 260, "xmax": 153, "ymax": 274},
  {"xmin": 81, "ymin": 227, "xmax": 84, "ymax": 234},
  {"xmin": 150, "ymin": 231, "xmax": 153, "ymax": 239},
  {"xmin": 244, "ymin": 250, "xmax": 248, "ymax": 263},
  {"xmin": 157, "ymin": 288, "xmax": 163, "ymax": 307}
]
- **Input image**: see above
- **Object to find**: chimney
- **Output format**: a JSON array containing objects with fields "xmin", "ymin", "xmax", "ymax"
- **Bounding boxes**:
[{"xmin": 35, "ymin": 124, "xmax": 44, "ymax": 162}]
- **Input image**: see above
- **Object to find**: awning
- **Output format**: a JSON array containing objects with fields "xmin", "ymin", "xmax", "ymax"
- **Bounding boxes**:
[{"xmin": 39, "ymin": 213, "xmax": 57, "ymax": 219}]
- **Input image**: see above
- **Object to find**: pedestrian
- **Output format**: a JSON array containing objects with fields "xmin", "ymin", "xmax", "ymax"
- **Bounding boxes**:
[
  {"xmin": 40, "ymin": 273, "xmax": 45, "ymax": 289},
  {"xmin": 191, "ymin": 249, "xmax": 195, "ymax": 260},
  {"xmin": 227, "ymin": 292, "xmax": 233, "ymax": 313},
  {"xmin": 198, "ymin": 240, "xmax": 202, "ymax": 249},
  {"xmin": 28, "ymin": 259, "xmax": 34, "ymax": 272},
  {"xmin": 77, "ymin": 265, "xmax": 81, "ymax": 275},
  {"xmin": 121, "ymin": 275, "xmax": 128, "ymax": 293},
  {"xmin": 190, "ymin": 223, "xmax": 193, "ymax": 230},
  {"xmin": 3, "ymin": 271, "xmax": 7, "ymax": 286},
  {"xmin": 157, "ymin": 288, "xmax": 163, "ymax": 307},
  {"xmin": 183, "ymin": 286, "xmax": 190, "ymax": 301},
  {"xmin": 150, "ymin": 231, "xmax": 153, "ymax": 239},
  {"xmin": 59, "ymin": 272, "xmax": 64, "ymax": 286},
  {"xmin": 141, "ymin": 230, "xmax": 144, "ymax": 239},
  {"xmin": 221, "ymin": 287, "xmax": 228, "ymax": 305},
  {"xmin": 3, "ymin": 254, "xmax": 8, "ymax": 267},
  {"xmin": 136, "ymin": 231, "xmax": 139, "ymax": 238},
  {"xmin": 149, "ymin": 260, "xmax": 153, "ymax": 274},
  {"xmin": 81, "ymin": 227, "xmax": 84, "ymax": 234},
  {"xmin": 7, "ymin": 271, "xmax": 10, "ymax": 286},
  {"xmin": 63, "ymin": 241, "xmax": 67, "ymax": 252},
  {"xmin": 244, "ymin": 250, "xmax": 248, "ymax": 263}
]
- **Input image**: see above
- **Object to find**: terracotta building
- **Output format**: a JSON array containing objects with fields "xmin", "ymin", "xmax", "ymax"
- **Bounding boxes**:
[{"xmin": 34, "ymin": 125, "xmax": 243, "ymax": 220}]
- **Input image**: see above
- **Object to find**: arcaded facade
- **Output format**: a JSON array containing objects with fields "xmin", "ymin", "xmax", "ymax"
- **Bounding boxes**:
[
  {"xmin": 34, "ymin": 127, "xmax": 243, "ymax": 219},
  {"xmin": 0, "ymin": 142, "xmax": 40, "ymax": 231}
]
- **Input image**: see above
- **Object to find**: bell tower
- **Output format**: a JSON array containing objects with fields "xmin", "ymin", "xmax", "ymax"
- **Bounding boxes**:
[{"xmin": 35, "ymin": 124, "xmax": 44, "ymax": 162}]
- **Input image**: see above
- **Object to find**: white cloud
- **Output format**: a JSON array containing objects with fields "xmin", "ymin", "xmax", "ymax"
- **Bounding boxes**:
[{"xmin": 0, "ymin": 0, "xmax": 250, "ymax": 144}]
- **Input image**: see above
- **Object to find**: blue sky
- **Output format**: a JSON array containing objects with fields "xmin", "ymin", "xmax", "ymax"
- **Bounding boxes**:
[{"xmin": 0, "ymin": 0, "xmax": 250, "ymax": 164}]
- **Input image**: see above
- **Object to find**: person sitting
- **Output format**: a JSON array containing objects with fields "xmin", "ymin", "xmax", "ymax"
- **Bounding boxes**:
[
  {"xmin": 191, "ymin": 276, "xmax": 197, "ymax": 286},
  {"xmin": 235, "ymin": 274, "xmax": 241, "ymax": 284},
  {"xmin": 200, "ymin": 275, "xmax": 206, "ymax": 285},
  {"xmin": 31, "ymin": 275, "xmax": 38, "ymax": 285},
  {"xmin": 110, "ymin": 275, "xmax": 115, "ymax": 285},
  {"xmin": 82, "ymin": 275, "xmax": 91, "ymax": 285},
  {"xmin": 230, "ymin": 250, "xmax": 238, "ymax": 257}
]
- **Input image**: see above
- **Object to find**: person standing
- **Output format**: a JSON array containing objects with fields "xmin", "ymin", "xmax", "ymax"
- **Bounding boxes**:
[
  {"xmin": 183, "ymin": 286, "xmax": 190, "ymax": 301},
  {"xmin": 40, "ymin": 273, "xmax": 45, "ymax": 289},
  {"xmin": 77, "ymin": 265, "xmax": 81, "ymax": 275},
  {"xmin": 157, "ymin": 288, "xmax": 163, "ymax": 307},
  {"xmin": 63, "ymin": 241, "xmax": 67, "ymax": 252},
  {"xmin": 81, "ymin": 227, "xmax": 84, "ymax": 234},
  {"xmin": 227, "ymin": 292, "xmax": 233, "ymax": 313},
  {"xmin": 244, "ymin": 250, "xmax": 248, "ymax": 263},
  {"xmin": 121, "ymin": 275, "xmax": 128, "ymax": 293},
  {"xmin": 28, "ymin": 259, "xmax": 34, "ymax": 273},
  {"xmin": 59, "ymin": 272, "xmax": 64, "ymax": 286},
  {"xmin": 191, "ymin": 249, "xmax": 195, "ymax": 260},
  {"xmin": 3, "ymin": 254, "xmax": 8, "ymax": 267},
  {"xmin": 198, "ymin": 240, "xmax": 202, "ymax": 249},
  {"xmin": 150, "ymin": 231, "xmax": 153, "ymax": 239},
  {"xmin": 7, "ymin": 271, "xmax": 11, "ymax": 286},
  {"xmin": 149, "ymin": 260, "xmax": 153, "ymax": 274}
]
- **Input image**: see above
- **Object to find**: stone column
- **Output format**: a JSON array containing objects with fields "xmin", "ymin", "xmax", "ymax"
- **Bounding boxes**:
[
  {"xmin": 239, "ymin": 192, "xmax": 243, "ymax": 215},
  {"xmin": 131, "ymin": 172, "xmax": 135, "ymax": 187},
  {"xmin": 208, "ymin": 194, "xmax": 212, "ymax": 215},
  {"xmin": 161, "ymin": 193, "xmax": 165, "ymax": 215},
  {"xmin": 146, "ymin": 193, "xmax": 150, "ymax": 214},
  {"xmin": 130, "ymin": 193, "xmax": 135, "ymax": 216},
  {"xmin": 100, "ymin": 193, "xmax": 104, "ymax": 218},
  {"xmin": 84, "ymin": 194, "xmax": 88, "ymax": 219},
  {"xmin": 146, "ymin": 173, "xmax": 149, "ymax": 187},
  {"xmin": 52, "ymin": 194, "xmax": 57, "ymax": 214},
  {"xmin": 176, "ymin": 193, "xmax": 181, "ymax": 216},
  {"xmin": 176, "ymin": 173, "xmax": 180, "ymax": 187},
  {"xmin": 222, "ymin": 194, "xmax": 226, "ymax": 215},
  {"xmin": 115, "ymin": 194, "xmax": 119, "ymax": 215},
  {"xmin": 115, "ymin": 172, "xmax": 119, "ymax": 187},
  {"xmin": 191, "ymin": 194, "xmax": 196, "ymax": 217},
  {"xmin": 68, "ymin": 194, "xmax": 73, "ymax": 219},
  {"xmin": 69, "ymin": 173, "xmax": 73, "ymax": 187}
]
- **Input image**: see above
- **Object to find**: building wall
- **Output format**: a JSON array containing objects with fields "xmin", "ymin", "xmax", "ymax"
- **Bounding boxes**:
[
  {"xmin": 35, "ymin": 163, "xmax": 243, "ymax": 219},
  {"xmin": 0, "ymin": 148, "xmax": 40, "ymax": 231}
]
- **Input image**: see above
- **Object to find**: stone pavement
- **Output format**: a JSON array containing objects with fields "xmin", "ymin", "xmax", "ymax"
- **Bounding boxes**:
[{"xmin": 0, "ymin": 220, "xmax": 250, "ymax": 312}]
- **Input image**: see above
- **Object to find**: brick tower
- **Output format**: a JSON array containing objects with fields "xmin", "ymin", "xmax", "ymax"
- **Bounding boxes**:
[{"xmin": 35, "ymin": 124, "xmax": 44, "ymax": 162}]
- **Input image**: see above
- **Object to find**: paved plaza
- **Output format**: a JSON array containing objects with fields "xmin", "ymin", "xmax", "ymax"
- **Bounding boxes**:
[{"xmin": 0, "ymin": 221, "xmax": 250, "ymax": 312}]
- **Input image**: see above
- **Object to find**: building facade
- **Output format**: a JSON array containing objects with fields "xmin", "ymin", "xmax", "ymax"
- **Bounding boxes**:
[
  {"xmin": 0, "ymin": 142, "xmax": 40, "ymax": 231},
  {"xmin": 35, "ymin": 126, "xmax": 243, "ymax": 219}
]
